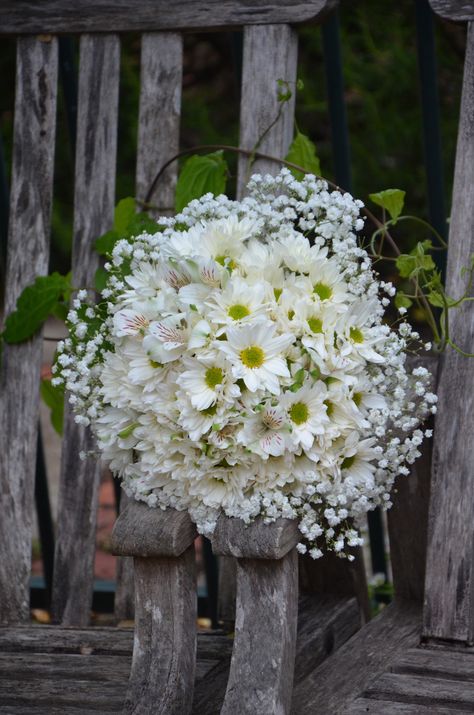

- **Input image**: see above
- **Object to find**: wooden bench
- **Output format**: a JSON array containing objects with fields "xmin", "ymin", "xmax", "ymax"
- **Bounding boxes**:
[
  {"xmin": 1, "ymin": 0, "xmax": 473, "ymax": 712},
  {"xmin": 0, "ymin": 2, "xmax": 367, "ymax": 712}
]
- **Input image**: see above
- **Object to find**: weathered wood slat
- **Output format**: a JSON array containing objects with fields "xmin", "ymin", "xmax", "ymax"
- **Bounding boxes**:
[
  {"xmin": 393, "ymin": 647, "xmax": 474, "ymax": 682},
  {"xmin": 191, "ymin": 594, "xmax": 360, "ymax": 715},
  {"xmin": 429, "ymin": 1, "xmax": 474, "ymax": 21},
  {"xmin": 345, "ymin": 698, "xmax": 469, "ymax": 714},
  {"xmin": 51, "ymin": 34, "xmax": 120, "ymax": 627},
  {"xmin": 0, "ymin": 626, "xmax": 233, "ymax": 659},
  {"xmin": 0, "ymin": 0, "xmax": 337, "ymax": 34},
  {"xmin": 387, "ymin": 354, "xmax": 439, "ymax": 604},
  {"xmin": 0, "ymin": 652, "xmax": 131, "ymax": 682},
  {"xmin": 291, "ymin": 601, "xmax": 422, "ymax": 714},
  {"xmin": 0, "ymin": 36, "xmax": 58, "ymax": 624},
  {"xmin": 423, "ymin": 22, "xmax": 474, "ymax": 644},
  {"xmin": 136, "ymin": 32, "xmax": 182, "ymax": 212},
  {"xmin": 0, "ymin": 678, "xmax": 125, "ymax": 710},
  {"xmin": 364, "ymin": 672, "xmax": 474, "ymax": 709},
  {"xmin": 237, "ymin": 23, "xmax": 298, "ymax": 198}
]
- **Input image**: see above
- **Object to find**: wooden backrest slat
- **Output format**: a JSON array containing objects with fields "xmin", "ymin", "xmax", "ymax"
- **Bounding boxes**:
[
  {"xmin": 0, "ymin": 0, "xmax": 335, "ymax": 35},
  {"xmin": 423, "ymin": 19, "xmax": 474, "ymax": 643},
  {"xmin": 0, "ymin": 37, "xmax": 58, "ymax": 625},
  {"xmin": 51, "ymin": 34, "xmax": 120, "ymax": 626},
  {"xmin": 136, "ymin": 32, "xmax": 183, "ymax": 211},
  {"xmin": 237, "ymin": 24, "xmax": 298, "ymax": 198},
  {"xmin": 114, "ymin": 31, "xmax": 184, "ymax": 619}
]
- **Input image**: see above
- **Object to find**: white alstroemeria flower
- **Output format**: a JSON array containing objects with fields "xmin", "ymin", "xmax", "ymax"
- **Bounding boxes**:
[
  {"xmin": 217, "ymin": 322, "xmax": 294, "ymax": 394},
  {"xmin": 281, "ymin": 381, "xmax": 330, "ymax": 451},
  {"xmin": 238, "ymin": 404, "xmax": 290, "ymax": 458},
  {"xmin": 143, "ymin": 315, "xmax": 188, "ymax": 363},
  {"xmin": 177, "ymin": 357, "xmax": 240, "ymax": 411},
  {"xmin": 276, "ymin": 230, "xmax": 327, "ymax": 274},
  {"xmin": 206, "ymin": 275, "xmax": 269, "ymax": 330}
]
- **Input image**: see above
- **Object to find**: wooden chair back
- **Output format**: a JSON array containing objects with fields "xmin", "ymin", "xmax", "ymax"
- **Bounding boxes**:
[{"xmin": 0, "ymin": 0, "xmax": 336, "ymax": 627}]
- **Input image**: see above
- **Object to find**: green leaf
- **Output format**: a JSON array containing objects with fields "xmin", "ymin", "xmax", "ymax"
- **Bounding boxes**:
[
  {"xmin": 125, "ymin": 213, "xmax": 162, "ymax": 238},
  {"xmin": 394, "ymin": 291, "xmax": 413, "ymax": 309},
  {"xmin": 114, "ymin": 197, "xmax": 136, "ymax": 234},
  {"xmin": 175, "ymin": 152, "xmax": 228, "ymax": 212},
  {"xmin": 3, "ymin": 273, "xmax": 71, "ymax": 344},
  {"xmin": 369, "ymin": 189, "xmax": 406, "ymax": 222},
  {"xmin": 94, "ymin": 229, "xmax": 119, "ymax": 256},
  {"xmin": 286, "ymin": 131, "xmax": 321, "ymax": 180},
  {"xmin": 396, "ymin": 241, "xmax": 436, "ymax": 279},
  {"xmin": 95, "ymin": 267, "xmax": 108, "ymax": 292},
  {"xmin": 40, "ymin": 379, "xmax": 65, "ymax": 436}
]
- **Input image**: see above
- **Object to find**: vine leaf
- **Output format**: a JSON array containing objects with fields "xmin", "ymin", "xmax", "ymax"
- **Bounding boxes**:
[
  {"xmin": 369, "ymin": 188, "xmax": 406, "ymax": 222},
  {"xmin": 3, "ymin": 273, "xmax": 71, "ymax": 344},
  {"xmin": 286, "ymin": 131, "xmax": 321, "ymax": 180},
  {"xmin": 40, "ymin": 379, "xmax": 65, "ymax": 436},
  {"xmin": 394, "ymin": 291, "xmax": 413, "ymax": 309},
  {"xmin": 175, "ymin": 152, "xmax": 228, "ymax": 212}
]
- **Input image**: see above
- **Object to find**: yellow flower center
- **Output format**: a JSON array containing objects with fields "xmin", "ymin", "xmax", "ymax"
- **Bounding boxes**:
[
  {"xmin": 240, "ymin": 345, "xmax": 265, "ymax": 369},
  {"xmin": 205, "ymin": 367, "xmax": 224, "ymax": 389},
  {"xmin": 289, "ymin": 401, "xmax": 309, "ymax": 425},
  {"xmin": 313, "ymin": 282, "xmax": 333, "ymax": 300},
  {"xmin": 350, "ymin": 327, "xmax": 364, "ymax": 343},
  {"xmin": 307, "ymin": 317, "xmax": 323, "ymax": 334},
  {"xmin": 341, "ymin": 455, "xmax": 356, "ymax": 470},
  {"xmin": 149, "ymin": 359, "xmax": 163, "ymax": 369},
  {"xmin": 228, "ymin": 304, "xmax": 250, "ymax": 320}
]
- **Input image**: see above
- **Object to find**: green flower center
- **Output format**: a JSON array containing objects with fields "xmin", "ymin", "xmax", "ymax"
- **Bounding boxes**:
[
  {"xmin": 287, "ymin": 310, "xmax": 295, "ymax": 320},
  {"xmin": 350, "ymin": 327, "xmax": 364, "ymax": 343},
  {"xmin": 307, "ymin": 317, "xmax": 323, "ymax": 334},
  {"xmin": 205, "ymin": 367, "xmax": 224, "ymax": 389},
  {"xmin": 341, "ymin": 455, "xmax": 356, "ymax": 470},
  {"xmin": 240, "ymin": 345, "xmax": 265, "ymax": 369},
  {"xmin": 216, "ymin": 255, "xmax": 237, "ymax": 271},
  {"xmin": 274, "ymin": 288, "xmax": 282, "ymax": 301},
  {"xmin": 353, "ymin": 392, "xmax": 362, "ymax": 407},
  {"xmin": 289, "ymin": 401, "xmax": 309, "ymax": 425},
  {"xmin": 313, "ymin": 282, "xmax": 333, "ymax": 300},
  {"xmin": 149, "ymin": 359, "xmax": 163, "ymax": 369},
  {"xmin": 228, "ymin": 304, "xmax": 250, "ymax": 320}
]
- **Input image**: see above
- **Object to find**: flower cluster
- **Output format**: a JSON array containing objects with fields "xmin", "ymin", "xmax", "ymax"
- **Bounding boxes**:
[{"xmin": 53, "ymin": 170, "xmax": 436, "ymax": 558}]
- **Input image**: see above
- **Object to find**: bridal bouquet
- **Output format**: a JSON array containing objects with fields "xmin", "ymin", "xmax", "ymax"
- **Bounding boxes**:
[{"xmin": 53, "ymin": 170, "xmax": 436, "ymax": 558}]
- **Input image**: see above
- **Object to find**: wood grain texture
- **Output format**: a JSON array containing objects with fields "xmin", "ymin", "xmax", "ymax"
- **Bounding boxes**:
[
  {"xmin": 0, "ymin": 0, "xmax": 337, "ymax": 34},
  {"xmin": 192, "ymin": 594, "xmax": 360, "ymax": 714},
  {"xmin": 221, "ymin": 550, "xmax": 299, "ymax": 715},
  {"xmin": 0, "ymin": 36, "xmax": 58, "ymax": 624},
  {"xmin": 423, "ymin": 23, "xmax": 474, "ymax": 644},
  {"xmin": 388, "ymin": 355, "xmax": 439, "ymax": 604},
  {"xmin": 393, "ymin": 646, "xmax": 474, "ymax": 682},
  {"xmin": 237, "ymin": 24, "xmax": 298, "ymax": 198},
  {"xmin": 212, "ymin": 515, "xmax": 300, "ymax": 559},
  {"xmin": 136, "ymin": 33, "xmax": 182, "ymax": 213},
  {"xmin": 291, "ymin": 601, "xmax": 422, "ymax": 714},
  {"xmin": 364, "ymin": 672, "xmax": 474, "ymax": 709},
  {"xmin": 114, "ymin": 494, "xmax": 135, "ymax": 621},
  {"xmin": 345, "ymin": 699, "xmax": 470, "ymax": 714},
  {"xmin": 429, "ymin": 1, "xmax": 474, "ymax": 21},
  {"xmin": 125, "ymin": 548, "xmax": 197, "ymax": 715},
  {"xmin": 0, "ymin": 625, "xmax": 232, "ymax": 659},
  {"xmin": 51, "ymin": 35, "xmax": 120, "ymax": 627},
  {"xmin": 111, "ymin": 502, "xmax": 197, "ymax": 557}
]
